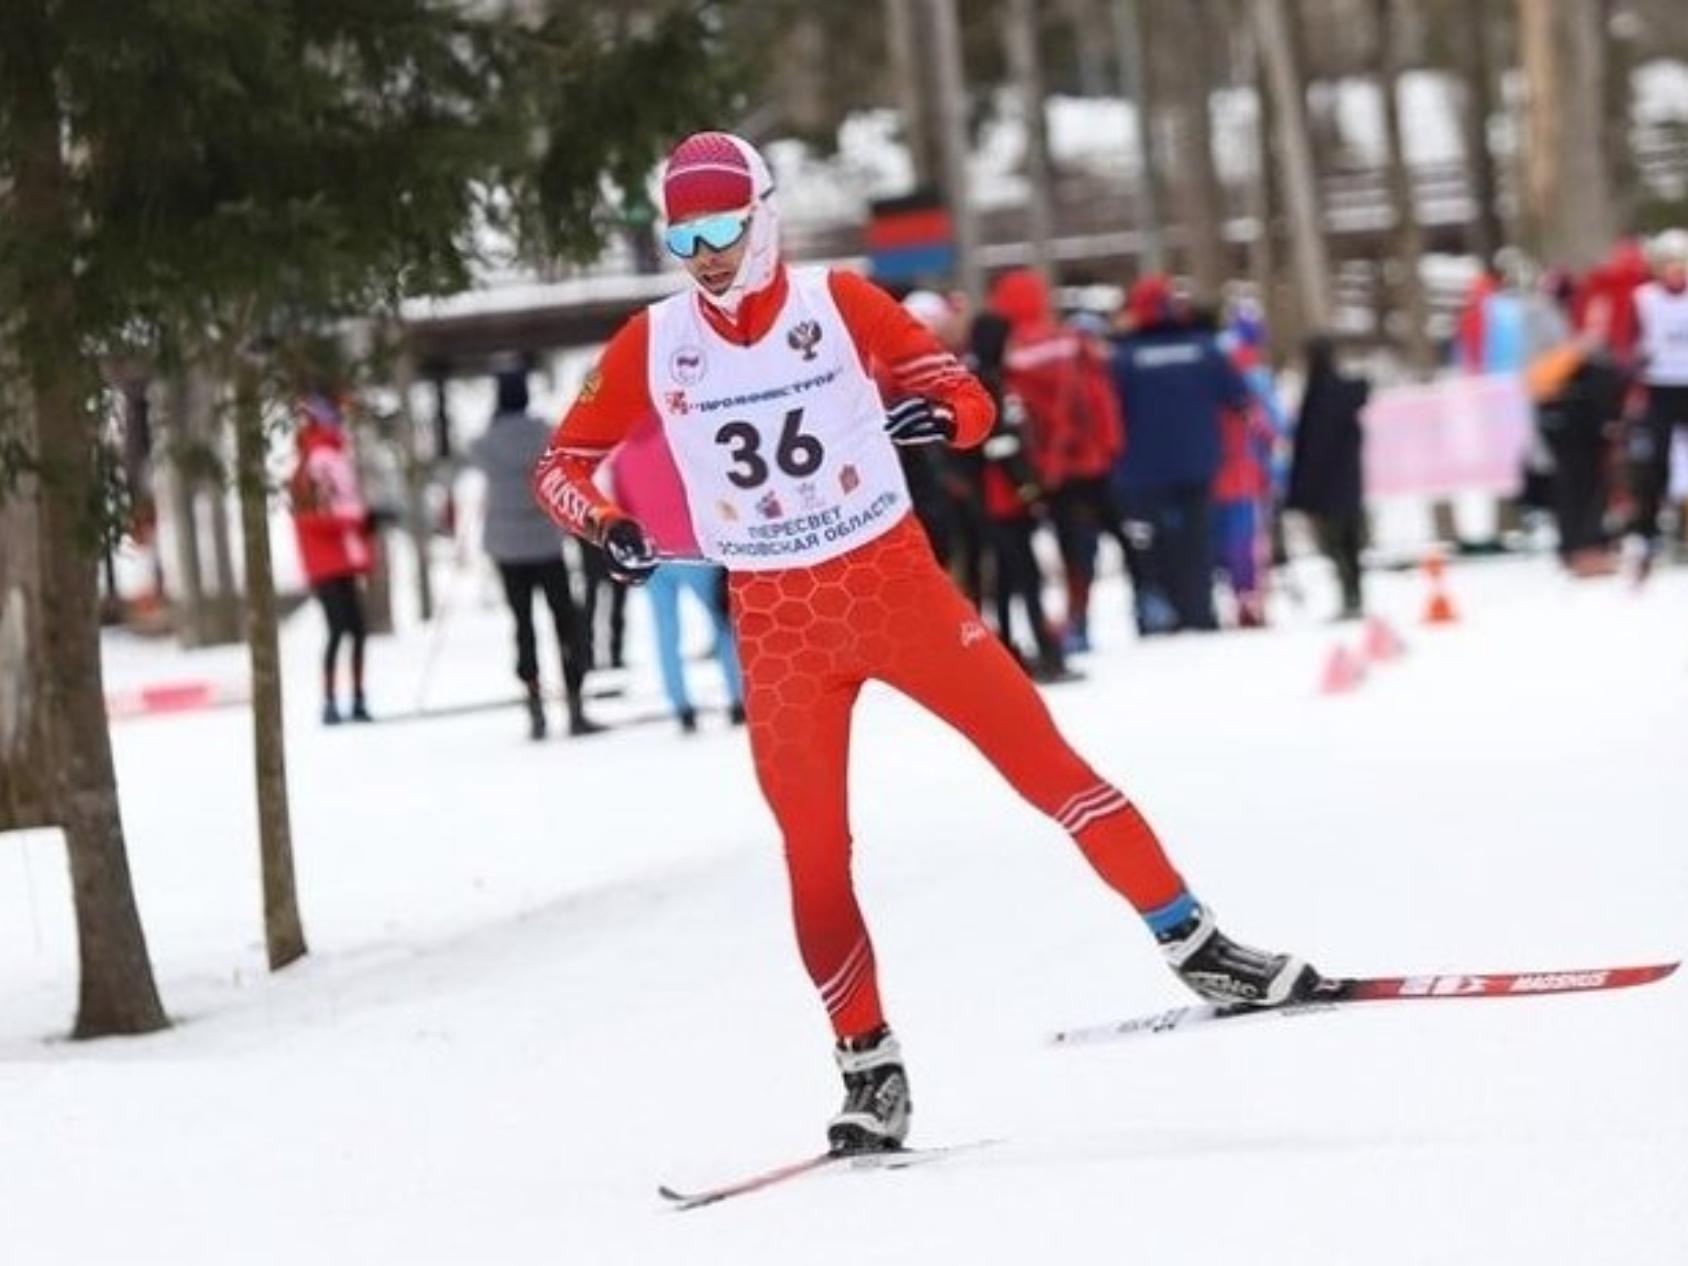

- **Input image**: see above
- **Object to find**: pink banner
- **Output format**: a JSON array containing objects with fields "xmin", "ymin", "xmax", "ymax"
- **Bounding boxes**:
[{"xmin": 1362, "ymin": 373, "xmax": 1534, "ymax": 498}]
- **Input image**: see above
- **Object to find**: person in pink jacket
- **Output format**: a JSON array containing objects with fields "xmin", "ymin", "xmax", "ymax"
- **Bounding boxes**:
[
  {"xmin": 289, "ymin": 394, "xmax": 376, "ymax": 723},
  {"xmin": 610, "ymin": 412, "xmax": 745, "ymax": 733}
]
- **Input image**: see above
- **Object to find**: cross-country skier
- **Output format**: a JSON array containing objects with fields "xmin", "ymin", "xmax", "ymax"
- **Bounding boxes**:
[{"xmin": 533, "ymin": 131, "xmax": 1328, "ymax": 1155}]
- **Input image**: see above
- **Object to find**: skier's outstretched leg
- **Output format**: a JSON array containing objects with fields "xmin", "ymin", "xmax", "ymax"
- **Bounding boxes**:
[
  {"xmin": 862, "ymin": 520, "xmax": 1321, "ymax": 1007},
  {"xmin": 868, "ymin": 535, "xmax": 1185, "ymax": 910}
]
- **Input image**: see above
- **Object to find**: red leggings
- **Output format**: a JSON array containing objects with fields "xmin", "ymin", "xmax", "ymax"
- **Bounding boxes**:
[{"xmin": 730, "ymin": 516, "xmax": 1188, "ymax": 1039}]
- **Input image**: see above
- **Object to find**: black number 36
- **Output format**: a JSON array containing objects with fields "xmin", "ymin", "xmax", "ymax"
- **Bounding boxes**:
[{"xmin": 714, "ymin": 408, "xmax": 824, "ymax": 489}]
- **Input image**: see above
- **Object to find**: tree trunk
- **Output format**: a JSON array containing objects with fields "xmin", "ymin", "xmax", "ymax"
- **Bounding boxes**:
[
  {"xmin": 1599, "ymin": 0, "xmax": 1637, "ymax": 234},
  {"xmin": 162, "ymin": 367, "xmax": 241, "ymax": 647},
  {"xmin": 363, "ymin": 532, "xmax": 394, "ymax": 634},
  {"xmin": 118, "ymin": 380, "xmax": 164, "ymax": 621},
  {"xmin": 771, "ymin": 17, "xmax": 832, "ymax": 137},
  {"xmin": 1452, "ymin": 0, "xmax": 1505, "ymax": 267},
  {"xmin": 924, "ymin": 0, "xmax": 983, "ymax": 302},
  {"xmin": 232, "ymin": 356, "xmax": 308, "ymax": 972},
  {"xmin": 882, "ymin": 0, "xmax": 939, "ymax": 190},
  {"xmin": 394, "ymin": 349, "xmax": 435, "ymax": 624},
  {"xmin": 1518, "ymin": 0, "xmax": 1614, "ymax": 272},
  {"xmin": 197, "ymin": 368, "xmax": 243, "ymax": 645},
  {"xmin": 1232, "ymin": 4, "xmax": 1287, "ymax": 358},
  {"xmin": 1375, "ymin": 0, "xmax": 1432, "ymax": 374},
  {"xmin": 1252, "ymin": 0, "xmax": 1331, "ymax": 332},
  {"xmin": 161, "ymin": 374, "xmax": 211, "ymax": 647},
  {"xmin": 1289, "ymin": 0, "xmax": 1342, "ymax": 201},
  {"xmin": 1161, "ymin": 0, "xmax": 1228, "ymax": 299},
  {"xmin": 0, "ymin": 0, "xmax": 168, "ymax": 1037},
  {"xmin": 1109, "ymin": 0, "xmax": 1165, "ymax": 271},
  {"xmin": 1060, "ymin": 0, "xmax": 1111, "ymax": 99},
  {"xmin": 205, "ymin": 478, "xmax": 241, "ymax": 644},
  {"xmin": 1004, "ymin": 0, "xmax": 1056, "ymax": 281},
  {"xmin": 0, "ymin": 407, "xmax": 52, "ymax": 832}
]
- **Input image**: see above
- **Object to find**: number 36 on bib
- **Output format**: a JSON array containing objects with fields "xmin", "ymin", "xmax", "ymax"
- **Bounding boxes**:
[{"xmin": 647, "ymin": 267, "xmax": 912, "ymax": 570}]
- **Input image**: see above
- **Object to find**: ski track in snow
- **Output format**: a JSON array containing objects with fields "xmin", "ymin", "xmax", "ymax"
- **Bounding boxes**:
[{"xmin": 2, "ymin": 555, "xmax": 1686, "ymax": 1264}]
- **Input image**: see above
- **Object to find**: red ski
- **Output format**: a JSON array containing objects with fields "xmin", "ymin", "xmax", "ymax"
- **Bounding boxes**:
[
  {"xmin": 1052, "ymin": 961, "xmax": 1678, "ymax": 1047},
  {"xmin": 659, "ymin": 1139, "xmax": 994, "ymax": 1211}
]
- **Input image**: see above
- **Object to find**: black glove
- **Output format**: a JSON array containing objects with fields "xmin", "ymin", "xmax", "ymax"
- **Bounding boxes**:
[
  {"xmin": 883, "ymin": 397, "xmax": 955, "ymax": 446},
  {"xmin": 600, "ymin": 516, "xmax": 657, "ymax": 586}
]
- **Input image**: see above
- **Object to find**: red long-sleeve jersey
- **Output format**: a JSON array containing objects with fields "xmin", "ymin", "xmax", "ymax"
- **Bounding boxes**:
[{"xmin": 532, "ymin": 266, "xmax": 994, "ymax": 543}]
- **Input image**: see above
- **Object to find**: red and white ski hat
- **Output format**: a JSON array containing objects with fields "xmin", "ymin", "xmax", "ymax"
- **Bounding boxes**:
[
  {"xmin": 661, "ymin": 130, "xmax": 781, "ymax": 317},
  {"xmin": 662, "ymin": 131, "xmax": 770, "ymax": 224}
]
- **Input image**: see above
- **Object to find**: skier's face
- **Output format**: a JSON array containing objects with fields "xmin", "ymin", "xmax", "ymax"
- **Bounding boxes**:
[{"xmin": 680, "ymin": 228, "xmax": 750, "ymax": 297}]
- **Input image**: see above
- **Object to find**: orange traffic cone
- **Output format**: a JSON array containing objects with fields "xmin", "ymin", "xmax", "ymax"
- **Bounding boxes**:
[
  {"xmin": 1362, "ymin": 615, "xmax": 1406, "ymax": 664},
  {"xmin": 1319, "ymin": 643, "xmax": 1367, "ymax": 695},
  {"xmin": 1422, "ymin": 550, "xmax": 1459, "ymax": 625}
]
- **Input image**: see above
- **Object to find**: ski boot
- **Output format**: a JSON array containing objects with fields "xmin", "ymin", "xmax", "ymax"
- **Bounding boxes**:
[
  {"xmin": 348, "ymin": 696, "xmax": 374, "ymax": 723},
  {"xmin": 565, "ymin": 692, "xmax": 605, "ymax": 738},
  {"xmin": 1622, "ymin": 534, "xmax": 1654, "ymax": 587},
  {"xmin": 828, "ymin": 1026, "xmax": 911, "ymax": 1154},
  {"xmin": 524, "ymin": 684, "xmax": 548, "ymax": 741},
  {"xmin": 1157, "ymin": 904, "xmax": 1331, "ymax": 1008}
]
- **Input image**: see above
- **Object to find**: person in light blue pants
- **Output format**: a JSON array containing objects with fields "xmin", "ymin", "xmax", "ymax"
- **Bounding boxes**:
[{"xmin": 645, "ymin": 563, "xmax": 745, "ymax": 733}]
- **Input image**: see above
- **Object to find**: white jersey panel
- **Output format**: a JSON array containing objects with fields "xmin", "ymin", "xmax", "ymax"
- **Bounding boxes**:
[
  {"xmin": 645, "ymin": 267, "xmax": 909, "ymax": 571},
  {"xmin": 1636, "ymin": 282, "xmax": 1688, "ymax": 386}
]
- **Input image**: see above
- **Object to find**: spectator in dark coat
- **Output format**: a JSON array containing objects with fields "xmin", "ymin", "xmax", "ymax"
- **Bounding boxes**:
[
  {"xmin": 1108, "ymin": 277, "xmax": 1250, "ymax": 634},
  {"xmin": 469, "ymin": 366, "xmax": 603, "ymax": 739},
  {"xmin": 970, "ymin": 310, "xmax": 1069, "ymax": 679},
  {"xmin": 1287, "ymin": 337, "xmax": 1371, "ymax": 619},
  {"xmin": 1532, "ymin": 271, "xmax": 1623, "ymax": 576}
]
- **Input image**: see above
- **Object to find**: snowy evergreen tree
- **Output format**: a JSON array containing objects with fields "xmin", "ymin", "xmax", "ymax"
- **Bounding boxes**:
[{"xmin": 0, "ymin": 0, "xmax": 739, "ymax": 1032}]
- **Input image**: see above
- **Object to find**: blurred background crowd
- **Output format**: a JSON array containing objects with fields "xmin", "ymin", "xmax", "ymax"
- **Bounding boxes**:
[{"xmin": 39, "ymin": 0, "xmax": 1685, "ymax": 743}]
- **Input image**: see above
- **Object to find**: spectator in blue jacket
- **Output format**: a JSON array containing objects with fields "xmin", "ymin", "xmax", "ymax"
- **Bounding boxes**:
[{"xmin": 1108, "ymin": 277, "xmax": 1250, "ymax": 634}]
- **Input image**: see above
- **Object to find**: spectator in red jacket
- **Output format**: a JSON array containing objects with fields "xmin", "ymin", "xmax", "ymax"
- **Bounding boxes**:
[
  {"xmin": 290, "ymin": 395, "xmax": 376, "ymax": 724},
  {"xmin": 1575, "ymin": 237, "xmax": 1651, "ymax": 366},
  {"xmin": 989, "ymin": 268, "xmax": 1125, "ymax": 652}
]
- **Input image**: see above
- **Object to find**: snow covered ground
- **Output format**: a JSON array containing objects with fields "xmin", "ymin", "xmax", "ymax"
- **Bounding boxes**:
[{"xmin": 2, "ymin": 550, "xmax": 1686, "ymax": 1264}]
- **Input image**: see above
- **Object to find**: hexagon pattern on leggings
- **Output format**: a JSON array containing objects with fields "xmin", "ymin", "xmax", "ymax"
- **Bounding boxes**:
[{"xmin": 730, "ymin": 517, "xmax": 938, "ymax": 753}]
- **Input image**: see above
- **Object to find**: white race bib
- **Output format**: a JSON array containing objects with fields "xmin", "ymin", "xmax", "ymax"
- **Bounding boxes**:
[
  {"xmin": 1638, "ymin": 282, "xmax": 1688, "ymax": 387},
  {"xmin": 646, "ymin": 268, "xmax": 909, "ymax": 570}
]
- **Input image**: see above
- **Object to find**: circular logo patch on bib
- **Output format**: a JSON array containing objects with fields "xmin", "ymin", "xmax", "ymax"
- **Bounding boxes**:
[{"xmin": 670, "ymin": 345, "xmax": 707, "ymax": 385}]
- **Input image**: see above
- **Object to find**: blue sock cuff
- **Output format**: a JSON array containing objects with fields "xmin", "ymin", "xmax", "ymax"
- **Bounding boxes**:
[{"xmin": 1143, "ymin": 891, "xmax": 1198, "ymax": 935}]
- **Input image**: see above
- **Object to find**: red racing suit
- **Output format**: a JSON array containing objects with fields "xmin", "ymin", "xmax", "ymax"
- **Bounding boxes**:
[{"xmin": 533, "ymin": 265, "xmax": 1189, "ymax": 1039}]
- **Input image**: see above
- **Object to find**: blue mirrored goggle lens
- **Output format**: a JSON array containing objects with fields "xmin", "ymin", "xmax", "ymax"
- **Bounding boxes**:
[{"xmin": 664, "ymin": 211, "xmax": 751, "ymax": 259}]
